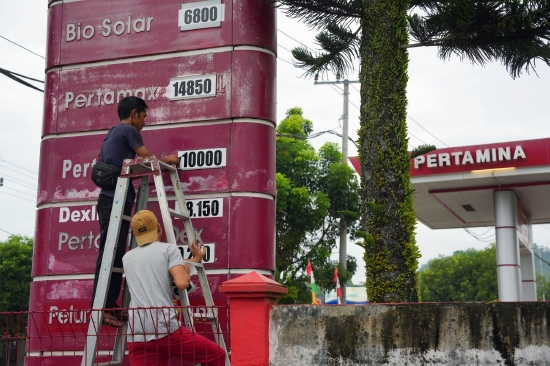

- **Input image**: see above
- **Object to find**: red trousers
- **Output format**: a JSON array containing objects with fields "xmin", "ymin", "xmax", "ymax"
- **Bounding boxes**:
[{"xmin": 128, "ymin": 326, "xmax": 226, "ymax": 366}]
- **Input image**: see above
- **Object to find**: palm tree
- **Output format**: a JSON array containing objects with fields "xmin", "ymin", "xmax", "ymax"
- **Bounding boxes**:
[{"xmin": 275, "ymin": 0, "xmax": 550, "ymax": 302}]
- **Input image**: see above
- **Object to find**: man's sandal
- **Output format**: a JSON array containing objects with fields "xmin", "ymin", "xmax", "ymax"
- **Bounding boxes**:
[
  {"xmin": 102, "ymin": 313, "xmax": 123, "ymax": 328},
  {"xmin": 112, "ymin": 309, "xmax": 129, "ymax": 322}
]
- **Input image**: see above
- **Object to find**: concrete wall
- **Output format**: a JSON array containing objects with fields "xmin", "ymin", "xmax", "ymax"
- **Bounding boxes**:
[{"xmin": 269, "ymin": 302, "xmax": 550, "ymax": 366}]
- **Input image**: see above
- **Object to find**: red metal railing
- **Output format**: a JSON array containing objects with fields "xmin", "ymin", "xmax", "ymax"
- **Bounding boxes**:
[{"xmin": 1, "ymin": 306, "xmax": 228, "ymax": 366}]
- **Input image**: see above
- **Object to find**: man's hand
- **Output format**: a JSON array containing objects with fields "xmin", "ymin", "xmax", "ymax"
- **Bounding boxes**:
[
  {"xmin": 161, "ymin": 154, "xmax": 179, "ymax": 165},
  {"xmin": 188, "ymin": 239, "xmax": 207, "ymax": 263}
]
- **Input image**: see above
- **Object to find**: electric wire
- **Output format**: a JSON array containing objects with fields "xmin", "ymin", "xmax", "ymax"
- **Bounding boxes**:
[
  {"xmin": 277, "ymin": 130, "xmax": 358, "ymax": 149},
  {"xmin": 0, "ymin": 68, "xmax": 44, "ymax": 92},
  {"xmin": 408, "ymin": 131, "xmax": 428, "ymax": 145},
  {"xmin": 466, "ymin": 228, "xmax": 493, "ymax": 237},
  {"xmin": 0, "ymin": 68, "xmax": 44, "ymax": 83},
  {"xmin": 0, "ymin": 227, "xmax": 13, "ymax": 235},
  {"xmin": 0, "ymin": 35, "xmax": 45, "ymax": 59},
  {"xmin": 278, "ymin": 43, "xmax": 294, "ymax": 53},
  {"xmin": 277, "ymin": 57, "xmax": 294, "ymax": 66},
  {"xmin": 278, "ymin": 29, "xmax": 311, "ymax": 50},
  {"xmin": 407, "ymin": 115, "xmax": 449, "ymax": 148},
  {"xmin": 0, "ymin": 173, "xmax": 37, "ymax": 190},
  {"xmin": 0, "ymin": 165, "xmax": 38, "ymax": 181},
  {"xmin": 0, "ymin": 158, "xmax": 38, "ymax": 176},
  {"xmin": 1, "ymin": 186, "xmax": 35, "ymax": 198},
  {"xmin": 534, "ymin": 251, "xmax": 550, "ymax": 268},
  {"xmin": 0, "ymin": 190, "xmax": 35, "ymax": 203}
]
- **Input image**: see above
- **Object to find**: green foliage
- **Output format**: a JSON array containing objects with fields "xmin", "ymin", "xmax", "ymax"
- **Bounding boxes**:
[
  {"xmin": 410, "ymin": 144, "xmax": 437, "ymax": 159},
  {"xmin": 0, "ymin": 235, "xmax": 33, "ymax": 312},
  {"xmin": 536, "ymin": 273, "xmax": 550, "ymax": 300},
  {"xmin": 419, "ymin": 244, "xmax": 498, "ymax": 302},
  {"xmin": 277, "ymin": 0, "xmax": 550, "ymax": 78},
  {"xmin": 276, "ymin": 0, "xmax": 550, "ymax": 303},
  {"xmin": 276, "ymin": 107, "xmax": 361, "ymax": 303}
]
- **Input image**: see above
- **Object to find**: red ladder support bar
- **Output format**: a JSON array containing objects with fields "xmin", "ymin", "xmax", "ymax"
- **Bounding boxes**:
[{"xmin": 219, "ymin": 272, "xmax": 287, "ymax": 366}]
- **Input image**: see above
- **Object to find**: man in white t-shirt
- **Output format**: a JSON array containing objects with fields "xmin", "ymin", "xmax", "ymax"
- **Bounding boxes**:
[{"xmin": 123, "ymin": 210, "xmax": 225, "ymax": 366}]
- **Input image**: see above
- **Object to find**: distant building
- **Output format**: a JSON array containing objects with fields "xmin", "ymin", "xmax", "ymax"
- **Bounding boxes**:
[{"xmin": 324, "ymin": 286, "xmax": 368, "ymax": 304}]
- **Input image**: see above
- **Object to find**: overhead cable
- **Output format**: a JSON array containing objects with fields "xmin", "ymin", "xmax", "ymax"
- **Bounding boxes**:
[
  {"xmin": 0, "ymin": 227, "xmax": 13, "ymax": 235},
  {"xmin": 407, "ymin": 115, "xmax": 449, "ymax": 147},
  {"xmin": 1, "ymin": 186, "xmax": 35, "ymax": 198},
  {"xmin": 0, "ymin": 190, "xmax": 35, "ymax": 203},
  {"xmin": 534, "ymin": 251, "xmax": 550, "ymax": 268},
  {"xmin": 0, "ymin": 35, "xmax": 45, "ymax": 59},
  {"xmin": 0, "ymin": 158, "xmax": 38, "ymax": 176},
  {"xmin": 0, "ymin": 67, "xmax": 44, "ymax": 92},
  {"xmin": 0, "ymin": 165, "xmax": 39, "ymax": 181},
  {"xmin": 0, "ymin": 173, "xmax": 37, "ymax": 189},
  {"xmin": 277, "ymin": 130, "xmax": 358, "ymax": 149}
]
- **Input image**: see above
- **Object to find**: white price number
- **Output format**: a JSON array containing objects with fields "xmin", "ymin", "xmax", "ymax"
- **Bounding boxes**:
[
  {"xmin": 177, "ymin": 243, "xmax": 215, "ymax": 264},
  {"xmin": 178, "ymin": 0, "xmax": 225, "ymax": 31},
  {"xmin": 186, "ymin": 198, "xmax": 223, "ymax": 219},
  {"xmin": 169, "ymin": 74, "xmax": 216, "ymax": 100},
  {"xmin": 178, "ymin": 148, "xmax": 226, "ymax": 170}
]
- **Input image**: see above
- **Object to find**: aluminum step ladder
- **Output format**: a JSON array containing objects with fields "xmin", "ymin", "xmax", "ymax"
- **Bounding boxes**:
[{"xmin": 81, "ymin": 156, "xmax": 230, "ymax": 366}]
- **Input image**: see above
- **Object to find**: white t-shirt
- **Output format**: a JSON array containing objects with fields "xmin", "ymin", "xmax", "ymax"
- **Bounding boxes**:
[{"xmin": 122, "ymin": 241, "xmax": 183, "ymax": 342}]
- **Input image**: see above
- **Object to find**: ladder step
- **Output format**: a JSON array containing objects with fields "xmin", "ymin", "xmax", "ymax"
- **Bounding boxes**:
[
  {"xmin": 98, "ymin": 362, "xmax": 122, "ymax": 366},
  {"xmin": 158, "ymin": 161, "xmax": 177, "ymax": 172},
  {"xmin": 112, "ymin": 267, "xmax": 124, "ymax": 274},
  {"xmin": 193, "ymin": 313, "xmax": 216, "ymax": 320},
  {"xmin": 122, "ymin": 215, "xmax": 132, "ymax": 222},
  {"xmin": 168, "ymin": 208, "xmax": 189, "ymax": 220}
]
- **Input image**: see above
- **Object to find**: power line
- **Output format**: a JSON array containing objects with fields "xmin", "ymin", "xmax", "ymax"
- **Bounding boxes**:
[
  {"xmin": 278, "ymin": 29, "xmax": 312, "ymax": 51},
  {"xmin": 277, "ymin": 130, "xmax": 358, "ymax": 149},
  {"xmin": 278, "ymin": 43, "xmax": 294, "ymax": 53},
  {"xmin": 1, "ymin": 186, "xmax": 35, "ymax": 198},
  {"xmin": 0, "ymin": 35, "xmax": 45, "ymax": 59},
  {"xmin": 0, "ymin": 68, "xmax": 44, "ymax": 83},
  {"xmin": 0, "ymin": 190, "xmax": 35, "ymax": 203},
  {"xmin": 0, "ymin": 227, "xmax": 13, "ymax": 235},
  {"xmin": 0, "ymin": 166, "xmax": 38, "ymax": 181},
  {"xmin": 0, "ymin": 173, "xmax": 37, "ymax": 189},
  {"xmin": 0, "ymin": 68, "xmax": 44, "ymax": 92},
  {"xmin": 0, "ymin": 158, "xmax": 38, "ymax": 176},
  {"xmin": 534, "ymin": 251, "xmax": 550, "ymax": 268},
  {"xmin": 407, "ymin": 115, "xmax": 449, "ymax": 148},
  {"xmin": 408, "ymin": 131, "xmax": 428, "ymax": 145},
  {"xmin": 350, "ymin": 84, "xmax": 360, "ymax": 93},
  {"xmin": 277, "ymin": 57, "xmax": 295, "ymax": 66}
]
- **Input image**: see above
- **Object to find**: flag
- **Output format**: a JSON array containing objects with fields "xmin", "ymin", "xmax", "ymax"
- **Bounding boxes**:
[
  {"xmin": 306, "ymin": 260, "xmax": 318, "ymax": 305},
  {"xmin": 334, "ymin": 267, "xmax": 342, "ymax": 304}
]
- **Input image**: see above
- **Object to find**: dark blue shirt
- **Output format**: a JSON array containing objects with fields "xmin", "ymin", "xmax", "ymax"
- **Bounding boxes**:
[{"xmin": 100, "ymin": 124, "xmax": 144, "ymax": 205}]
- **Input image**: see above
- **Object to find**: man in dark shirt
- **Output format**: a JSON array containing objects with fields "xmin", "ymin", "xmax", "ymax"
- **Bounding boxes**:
[{"xmin": 92, "ymin": 96, "xmax": 179, "ymax": 327}]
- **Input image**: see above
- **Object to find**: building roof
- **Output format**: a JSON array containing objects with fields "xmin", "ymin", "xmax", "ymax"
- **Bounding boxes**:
[{"xmin": 349, "ymin": 138, "xmax": 550, "ymax": 229}]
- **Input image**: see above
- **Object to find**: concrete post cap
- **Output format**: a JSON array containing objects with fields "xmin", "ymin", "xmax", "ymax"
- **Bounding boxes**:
[{"xmin": 219, "ymin": 271, "xmax": 288, "ymax": 298}]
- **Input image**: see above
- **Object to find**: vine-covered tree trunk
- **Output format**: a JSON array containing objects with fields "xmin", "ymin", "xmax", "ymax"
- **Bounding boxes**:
[{"xmin": 359, "ymin": 0, "xmax": 420, "ymax": 302}]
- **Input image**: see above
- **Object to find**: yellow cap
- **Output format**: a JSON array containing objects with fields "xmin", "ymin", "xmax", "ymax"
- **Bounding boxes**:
[{"xmin": 131, "ymin": 210, "xmax": 158, "ymax": 246}]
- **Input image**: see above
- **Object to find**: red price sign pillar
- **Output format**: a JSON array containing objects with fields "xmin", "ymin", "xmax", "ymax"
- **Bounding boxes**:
[{"xmin": 31, "ymin": 0, "xmax": 275, "ymax": 362}]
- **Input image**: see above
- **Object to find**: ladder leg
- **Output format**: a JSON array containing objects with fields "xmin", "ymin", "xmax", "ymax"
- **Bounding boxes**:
[
  {"xmin": 111, "ymin": 177, "xmax": 150, "ymax": 364},
  {"xmin": 82, "ymin": 178, "xmax": 130, "ymax": 366},
  {"xmin": 169, "ymin": 171, "xmax": 196, "ymax": 244},
  {"xmin": 153, "ymin": 174, "xmax": 178, "ymax": 244}
]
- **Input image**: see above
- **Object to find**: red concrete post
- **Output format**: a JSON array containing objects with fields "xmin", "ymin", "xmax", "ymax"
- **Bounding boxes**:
[{"xmin": 219, "ymin": 271, "xmax": 287, "ymax": 366}]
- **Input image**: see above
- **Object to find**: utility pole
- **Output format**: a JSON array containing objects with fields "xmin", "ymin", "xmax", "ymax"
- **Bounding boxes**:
[
  {"xmin": 539, "ymin": 244, "xmax": 546, "ymax": 301},
  {"xmin": 314, "ymin": 74, "xmax": 359, "ymax": 304}
]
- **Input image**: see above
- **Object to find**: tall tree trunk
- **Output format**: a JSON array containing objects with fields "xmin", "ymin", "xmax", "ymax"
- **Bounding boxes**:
[{"xmin": 359, "ymin": 0, "xmax": 420, "ymax": 302}]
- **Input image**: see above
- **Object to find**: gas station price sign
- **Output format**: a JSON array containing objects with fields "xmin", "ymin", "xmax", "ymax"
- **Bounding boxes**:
[{"xmin": 178, "ymin": 0, "xmax": 225, "ymax": 31}]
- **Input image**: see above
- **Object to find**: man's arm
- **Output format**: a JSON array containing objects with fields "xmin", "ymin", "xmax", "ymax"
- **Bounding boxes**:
[
  {"xmin": 134, "ymin": 146, "xmax": 179, "ymax": 165},
  {"xmin": 170, "ymin": 264, "xmax": 190, "ymax": 291}
]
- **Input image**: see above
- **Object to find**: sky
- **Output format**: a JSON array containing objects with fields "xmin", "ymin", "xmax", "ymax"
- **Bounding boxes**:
[{"xmin": 2, "ymin": 1, "xmax": 550, "ymax": 284}]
